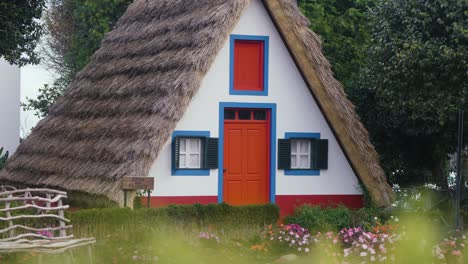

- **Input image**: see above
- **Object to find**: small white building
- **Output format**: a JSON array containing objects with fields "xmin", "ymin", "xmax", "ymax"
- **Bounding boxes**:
[
  {"xmin": 0, "ymin": 58, "xmax": 20, "ymax": 155},
  {"xmin": 0, "ymin": 0, "xmax": 394, "ymax": 215}
]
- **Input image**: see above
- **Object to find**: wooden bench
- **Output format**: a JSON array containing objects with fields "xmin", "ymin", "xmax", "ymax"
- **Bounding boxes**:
[{"xmin": 0, "ymin": 187, "xmax": 95, "ymax": 259}]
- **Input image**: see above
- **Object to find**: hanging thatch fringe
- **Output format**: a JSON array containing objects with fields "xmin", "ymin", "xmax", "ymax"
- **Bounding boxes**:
[{"xmin": 0, "ymin": 0, "xmax": 393, "ymax": 206}]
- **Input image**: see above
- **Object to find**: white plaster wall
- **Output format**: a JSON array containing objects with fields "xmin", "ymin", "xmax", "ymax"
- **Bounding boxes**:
[
  {"xmin": 148, "ymin": 0, "xmax": 362, "ymax": 197},
  {"xmin": 0, "ymin": 58, "xmax": 20, "ymax": 154}
]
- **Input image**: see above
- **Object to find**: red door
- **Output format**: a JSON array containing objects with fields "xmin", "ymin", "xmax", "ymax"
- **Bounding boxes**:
[{"xmin": 223, "ymin": 109, "xmax": 270, "ymax": 205}]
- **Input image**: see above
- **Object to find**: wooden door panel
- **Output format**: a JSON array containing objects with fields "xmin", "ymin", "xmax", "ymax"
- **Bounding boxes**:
[
  {"xmin": 246, "ymin": 129, "xmax": 263, "ymax": 174},
  {"xmin": 225, "ymin": 181, "xmax": 242, "ymax": 205},
  {"xmin": 225, "ymin": 129, "xmax": 243, "ymax": 175},
  {"xmin": 246, "ymin": 180, "xmax": 262, "ymax": 204}
]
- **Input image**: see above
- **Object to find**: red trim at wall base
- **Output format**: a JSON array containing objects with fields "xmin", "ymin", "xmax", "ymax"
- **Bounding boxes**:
[
  {"xmin": 276, "ymin": 195, "xmax": 363, "ymax": 217},
  {"xmin": 142, "ymin": 195, "xmax": 363, "ymax": 217},
  {"xmin": 143, "ymin": 196, "xmax": 218, "ymax": 207}
]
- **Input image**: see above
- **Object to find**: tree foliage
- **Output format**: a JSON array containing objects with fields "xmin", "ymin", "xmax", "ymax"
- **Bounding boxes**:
[
  {"xmin": 297, "ymin": 0, "xmax": 375, "ymax": 88},
  {"xmin": 24, "ymin": 0, "xmax": 132, "ymax": 117},
  {"xmin": 22, "ymin": 79, "xmax": 67, "ymax": 118},
  {"xmin": 0, "ymin": 147, "xmax": 8, "ymax": 171},
  {"xmin": 350, "ymin": 0, "xmax": 467, "ymax": 187},
  {"xmin": 0, "ymin": 0, "xmax": 46, "ymax": 66}
]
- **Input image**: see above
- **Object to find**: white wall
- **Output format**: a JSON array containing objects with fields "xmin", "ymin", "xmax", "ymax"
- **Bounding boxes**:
[
  {"xmin": 0, "ymin": 58, "xmax": 20, "ymax": 154},
  {"xmin": 148, "ymin": 0, "xmax": 361, "ymax": 197}
]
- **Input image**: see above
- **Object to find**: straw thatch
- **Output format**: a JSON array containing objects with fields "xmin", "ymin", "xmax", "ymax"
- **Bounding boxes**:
[{"xmin": 0, "ymin": 0, "xmax": 393, "ymax": 206}]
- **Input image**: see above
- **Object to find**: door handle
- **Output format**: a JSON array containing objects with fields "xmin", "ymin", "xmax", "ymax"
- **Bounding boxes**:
[{"xmin": 223, "ymin": 169, "xmax": 227, "ymax": 173}]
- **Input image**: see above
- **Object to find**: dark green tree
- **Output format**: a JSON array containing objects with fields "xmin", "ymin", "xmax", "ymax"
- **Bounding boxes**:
[
  {"xmin": 297, "ymin": 0, "xmax": 376, "ymax": 88},
  {"xmin": 0, "ymin": 0, "xmax": 46, "ymax": 66},
  {"xmin": 0, "ymin": 147, "xmax": 8, "ymax": 171},
  {"xmin": 24, "ymin": 0, "xmax": 132, "ymax": 117},
  {"xmin": 350, "ymin": 0, "xmax": 467, "ymax": 187}
]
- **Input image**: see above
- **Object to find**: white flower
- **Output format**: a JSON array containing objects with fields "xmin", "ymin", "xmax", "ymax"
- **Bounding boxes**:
[
  {"xmin": 360, "ymin": 252, "xmax": 368, "ymax": 257},
  {"xmin": 362, "ymin": 244, "xmax": 368, "ymax": 249},
  {"xmin": 371, "ymin": 256, "xmax": 376, "ymax": 261},
  {"xmin": 298, "ymin": 247, "xmax": 302, "ymax": 252},
  {"xmin": 305, "ymin": 248, "xmax": 310, "ymax": 253}
]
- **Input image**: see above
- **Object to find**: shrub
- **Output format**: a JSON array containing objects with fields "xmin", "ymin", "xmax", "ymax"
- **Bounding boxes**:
[
  {"xmin": 285, "ymin": 205, "xmax": 389, "ymax": 233},
  {"xmin": 285, "ymin": 206, "xmax": 351, "ymax": 233},
  {"xmin": 68, "ymin": 203, "xmax": 279, "ymax": 236}
]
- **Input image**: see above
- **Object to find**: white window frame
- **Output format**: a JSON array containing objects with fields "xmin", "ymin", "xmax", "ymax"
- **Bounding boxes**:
[
  {"xmin": 290, "ymin": 139, "xmax": 311, "ymax": 169},
  {"xmin": 179, "ymin": 137, "xmax": 202, "ymax": 169}
]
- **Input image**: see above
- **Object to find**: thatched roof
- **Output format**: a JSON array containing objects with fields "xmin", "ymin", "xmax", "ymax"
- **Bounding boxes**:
[{"xmin": 0, "ymin": 0, "xmax": 394, "ymax": 206}]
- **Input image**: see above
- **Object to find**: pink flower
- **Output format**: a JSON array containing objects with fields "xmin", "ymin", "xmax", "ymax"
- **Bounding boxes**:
[
  {"xmin": 452, "ymin": 250, "xmax": 461, "ymax": 256},
  {"xmin": 37, "ymin": 229, "xmax": 53, "ymax": 238}
]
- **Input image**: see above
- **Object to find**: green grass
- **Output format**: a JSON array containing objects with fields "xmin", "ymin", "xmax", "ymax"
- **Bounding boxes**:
[{"xmin": 2, "ymin": 205, "xmax": 468, "ymax": 263}]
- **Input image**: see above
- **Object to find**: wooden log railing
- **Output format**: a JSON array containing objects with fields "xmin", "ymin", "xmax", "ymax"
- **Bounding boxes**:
[{"xmin": 0, "ymin": 188, "xmax": 73, "ymax": 242}]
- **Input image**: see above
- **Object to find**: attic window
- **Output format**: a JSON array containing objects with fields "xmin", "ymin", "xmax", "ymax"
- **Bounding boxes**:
[{"xmin": 230, "ymin": 35, "xmax": 269, "ymax": 96}]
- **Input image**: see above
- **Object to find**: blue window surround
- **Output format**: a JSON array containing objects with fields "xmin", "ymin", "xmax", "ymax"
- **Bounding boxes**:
[
  {"xmin": 285, "ymin": 132, "xmax": 321, "ymax": 176},
  {"xmin": 229, "ymin": 35, "xmax": 269, "ymax": 96},
  {"xmin": 218, "ymin": 102, "xmax": 277, "ymax": 203},
  {"xmin": 171, "ymin": 131, "xmax": 210, "ymax": 176}
]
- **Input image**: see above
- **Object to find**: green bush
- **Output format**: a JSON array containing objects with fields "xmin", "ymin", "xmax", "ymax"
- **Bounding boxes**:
[
  {"xmin": 68, "ymin": 203, "xmax": 279, "ymax": 236},
  {"xmin": 284, "ymin": 205, "xmax": 389, "ymax": 233}
]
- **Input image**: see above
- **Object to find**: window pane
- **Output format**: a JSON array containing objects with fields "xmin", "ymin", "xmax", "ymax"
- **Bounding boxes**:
[
  {"xmin": 238, "ymin": 110, "xmax": 251, "ymax": 120},
  {"xmin": 180, "ymin": 138, "xmax": 186, "ymax": 153},
  {"xmin": 180, "ymin": 154, "xmax": 186, "ymax": 168},
  {"xmin": 188, "ymin": 154, "xmax": 200, "ymax": 168},
  {"xmin": 300, "ymin": 155, "xmax": 310, "ymax": 169},
  {"xmin": 224, "ymin": 109, "xmax": 235, "ymax": 120},
  {"xmin": 291, "ymin": 155, "xmax": 297, "ymax": 169},
  {"xmin": 291, "ymin": 140, "xmax": 298, "ymax": 154},
  {"xmin": 253, "ymin": 110, "xmax": 266, "ymax": 120},
  {"xmin": 188, "ymin": 138, "xmax": 200, "ymax": 154},
  {"xmin": 300, "ymin": 140, "xmax": 310, "ymax": 154}
]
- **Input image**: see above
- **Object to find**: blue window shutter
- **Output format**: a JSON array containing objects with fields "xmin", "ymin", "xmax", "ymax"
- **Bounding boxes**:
[{"xmin": 278, "ymin": 139, "xmax": 291, "ymax": 169}]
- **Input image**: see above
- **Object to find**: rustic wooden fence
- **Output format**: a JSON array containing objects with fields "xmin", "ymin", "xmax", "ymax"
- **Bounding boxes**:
[{"xmin": 0, "ymin": 187, "xmax": 95, "ymax": 257}]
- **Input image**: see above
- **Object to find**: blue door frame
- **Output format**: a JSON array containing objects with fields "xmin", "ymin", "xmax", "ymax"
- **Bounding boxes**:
[{"xmin": 218, "ymin": 102, "xmax": 277, "ymax": 203}]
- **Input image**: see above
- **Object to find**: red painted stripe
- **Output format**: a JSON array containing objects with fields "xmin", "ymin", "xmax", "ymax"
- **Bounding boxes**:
[
  {"xmin": 142, "ymin": 195, "xmax": 363, "ymax": 218},
  {"xmin": 276, "ymin": 195, "xmax": 363, "ymax": 217},
  {"xmin": 142, "ymin": 196, "xmax": 218, "ymax": 207}
]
